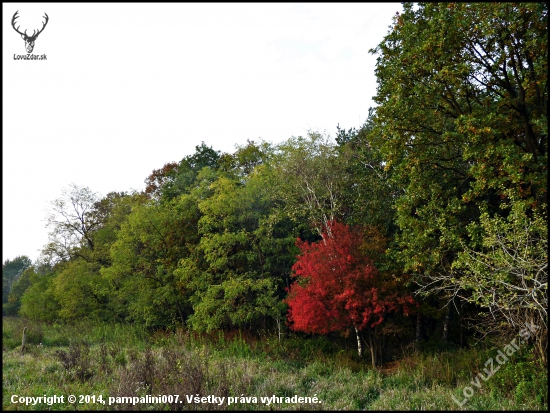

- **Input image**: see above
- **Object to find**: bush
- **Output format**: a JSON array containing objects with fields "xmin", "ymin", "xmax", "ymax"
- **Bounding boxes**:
[{"xmin": 54, "ymin": 340, "xmax": 93, "ymax": 382}]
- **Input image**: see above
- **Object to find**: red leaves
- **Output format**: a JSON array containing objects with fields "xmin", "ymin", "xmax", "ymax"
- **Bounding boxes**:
[
  {"xmin": 144, "ymin": 162, "xmax": 179, "ymax": 198},
  {"xmin": 285, "ymin": 220, "xmax": 413, "ymax": 335}
]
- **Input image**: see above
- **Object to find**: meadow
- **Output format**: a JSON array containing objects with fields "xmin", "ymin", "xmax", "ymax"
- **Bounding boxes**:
[{"xmin": 2, "ymin": 317, "xmax": 547, "ymax": 410}]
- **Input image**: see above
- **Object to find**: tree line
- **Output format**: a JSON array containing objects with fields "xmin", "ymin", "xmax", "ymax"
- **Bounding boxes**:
[{"xmin": 4, "ymin": 3, "xmax": 547, "ymax": 366}]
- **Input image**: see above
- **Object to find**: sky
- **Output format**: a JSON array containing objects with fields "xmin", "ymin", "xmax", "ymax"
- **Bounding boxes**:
[{"xmin": 3, "ymin": 3, "xmax": 402, "ymax": 263}]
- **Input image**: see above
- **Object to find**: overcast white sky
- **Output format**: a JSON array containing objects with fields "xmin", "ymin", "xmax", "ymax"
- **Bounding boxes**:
[{"xmin": 3, "ymin": 3, "xmax": 402, "ymax": 263}]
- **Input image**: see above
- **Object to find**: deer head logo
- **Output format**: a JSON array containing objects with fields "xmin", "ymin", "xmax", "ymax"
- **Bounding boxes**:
[{"xmin": 12, "ymin": 11, "xmax": 49, "ymax": 54}]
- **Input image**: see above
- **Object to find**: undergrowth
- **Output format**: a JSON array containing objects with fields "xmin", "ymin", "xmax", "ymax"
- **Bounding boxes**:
[{"xmin": 2, "ymin": 317, "xmax": 547, "ymax": 410}]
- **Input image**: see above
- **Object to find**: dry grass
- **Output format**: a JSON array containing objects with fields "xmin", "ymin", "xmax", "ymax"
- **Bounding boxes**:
[{"xmin": 3, "ymin": 317, "xmax": 547, "ymax": 411}]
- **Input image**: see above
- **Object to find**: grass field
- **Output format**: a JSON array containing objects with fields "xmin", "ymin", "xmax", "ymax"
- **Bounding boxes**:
[{"xmin": 2, "ymin": 317, "xmax": 547, "ymax": 410}]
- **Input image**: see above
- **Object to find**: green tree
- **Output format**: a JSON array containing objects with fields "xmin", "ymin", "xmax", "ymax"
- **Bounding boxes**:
[
  {"xmin": 2, "ymin": 256, "xmax": 32, "ymax": 306},
  {"xmin": 370, "ymin": 3, "xmax": 547, "ymax": 309},
  {"xmin": 144, "ymin": 142, "xmax": 221, "ymax": 202},
  {"xmin": 87, "ymin": 191, "xmax": 136, "ymax": 267},
  {"xmin": 35, "ymin": 190, "xmax": 137, "ymax": 322},
  {"xmin": 178, "ymin": 145, "xmax": 296, "ymax": 332},
  {"xmin": 218, "ymin": 139, "xmax": 273, "ymax": 178},
  {"xmin": 451, "ymin": 201, "xmax": 547, "ymax": 364},
  {"xmin": 102, "ymin": 194, "xmax": 200, "ymax": 327},
  {"xmin": 18, "ymin": 266, "xmax": 60, "ymax": 322},
  {"xmin": 336, "ymin": 112, "xmax": 400, "ymax": 233},
  {"xmin": 43, "ymin": 184, "xmax": 102, "ymax": 263},
  {"xmin": 273, "ymin": 132, "xmax": 348, "ymax": 237},
  {"xmin": 4, "ymin": 263, "xmax": 34, "ymax": 316},
  {"xmin": 50, "ymin": 258, "xmax": 110, "ymax": 321}
]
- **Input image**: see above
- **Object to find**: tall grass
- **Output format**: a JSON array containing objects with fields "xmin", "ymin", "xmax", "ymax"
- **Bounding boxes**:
[{"xmin": 3, "ymin": 317, "xmax": 547, "ymax": 410}]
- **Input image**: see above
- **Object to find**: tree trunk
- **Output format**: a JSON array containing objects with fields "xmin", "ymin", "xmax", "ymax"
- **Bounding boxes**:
[
  {"xmin": 459, "ymin": 299, "xmax": 463, "ymax": 347},
  {"xmin": 369, "ymin": 334, "xmax": 377, "ymax": 369},
  {"xmin": 176, "ymin": 302, "xmax": 185, "ymax": 327},
  {"xmin": 354, "ymin": 326, "xmax": 363, "ymax": 358},
  {"xmin": 442, "ymin": 305, "xmax": 451, "ymax": 342},
  {"xmin": 21, "ymin": 327, "xmax": 27, "ymax": 355},
  {"xmin": 415, "ymin": 313, "xmax": 423, "ymax": 343}
]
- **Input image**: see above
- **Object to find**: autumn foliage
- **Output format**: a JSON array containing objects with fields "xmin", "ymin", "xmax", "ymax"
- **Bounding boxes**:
[{"xmin": 285, "ymin": 220, "xmax": 414, "ymax": 335}]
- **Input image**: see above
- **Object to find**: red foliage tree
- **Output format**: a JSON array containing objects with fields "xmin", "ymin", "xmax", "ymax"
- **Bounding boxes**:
[{"xmin": 285, "ymin": 220, "xmax": 414, "ymax": 363}]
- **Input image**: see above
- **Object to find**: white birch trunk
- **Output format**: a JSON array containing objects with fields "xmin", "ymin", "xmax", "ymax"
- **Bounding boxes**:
[{"xmin": 354, "ymin": 326, "xmax": 363, "ymax": 357}]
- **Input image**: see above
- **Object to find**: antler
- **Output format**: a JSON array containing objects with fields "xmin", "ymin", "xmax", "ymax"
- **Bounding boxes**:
[
  {"xmin": 32, "ymin": 13, "xmax": 49, "ymax": 39},
  {"xmin": 11, "ymin": 11, "xmax": 49, "ymax": 39},
  {"xmin": 11, "ymin": 11, "xmax": 26, "ymax": 37}
]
